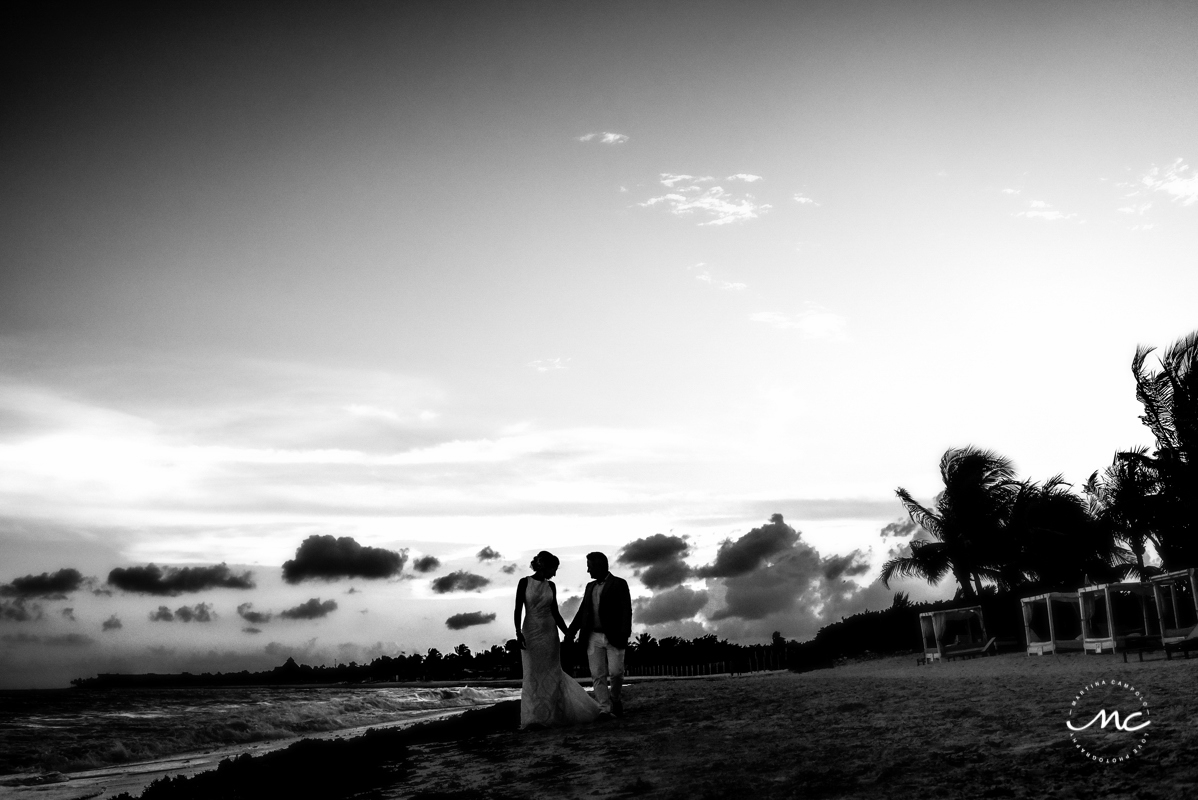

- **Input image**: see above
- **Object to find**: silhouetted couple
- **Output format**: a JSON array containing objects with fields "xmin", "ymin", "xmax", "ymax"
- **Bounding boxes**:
[{"xmin": 513, "ymin": 551, "xmax": 632, "ymax": 729}]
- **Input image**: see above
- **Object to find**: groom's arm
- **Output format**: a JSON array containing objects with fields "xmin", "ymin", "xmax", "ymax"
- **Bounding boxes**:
[
  {"xmin": 566, "ymin": 584, "xmax": 589, "ymax": 640},
  {"xmin": 611, "ymin": 578, "xmax": 632, "ymax": 649}
]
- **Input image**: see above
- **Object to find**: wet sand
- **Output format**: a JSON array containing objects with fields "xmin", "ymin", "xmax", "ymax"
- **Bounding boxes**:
[{"xmin": 6, "ymin": 653, "xmax": 1198, "ymax": 799}]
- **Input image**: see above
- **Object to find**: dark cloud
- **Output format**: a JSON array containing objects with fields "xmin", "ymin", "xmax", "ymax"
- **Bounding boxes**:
[
  {"xmin": 696, "ymin": 514, "xmax": 799, "ymax": 579},
  {"xmin": 500, "ymin": 564, "xmax": 517, "ymax": 574},
  {"xmin": 282, "ymin": 536, "xmax": 406, "ymax": 583},
  {"xmin": 243, "ymin": 627, "xmax": 263, "ymax": 634},
  {"xmin": 412, "ymin": 555, "xmax": 440, "ymax": 573},
  {"xmin": 61, "ymin": 607, "xmax": 75, "ymax": 621},
  {"xmin": 175, "ymin": 603, "xmax": 214, "ymax": 623},
  {"xmin": 430, "ymin": 571, "xmax": 490, "ymax": 594},
  {"xmin": 279, "ymin": 598, "xmax": 338, "ymax": 620},
  {"xmin": 880, "ymin": 519, "xmax": 921, "ymax": 539},
  {"xmin": 2, "ymin": 632, "xmax": 94, "ymax": 647},
  {"xmin": 708, "ymin": 546, "xmax": 823, "ymax": 622},
  {"xmin": 0, "ymin": 568, "xmax": 84, "ymax": 598},
  {"xmin": 102, "ymin": 614, "xmax": 122, "ymax": 631},
  {"xmin": 476, "ymin": 546, "xmax": 501, "ymax": 562},
  {"xmin": 821, "ymin": 552, "xmax": 870, "ymax": 581},
  {"xmin": 619, "ymin": 534, "xmax": 692, "ymax": 589},
  {"xmin": 445, "ymin": 611, "xmax": 497, "ymax": 630},
  {"xmin": 633, "ymin": 587, "xmax": 710, "ymax": 626},
  {"xmin": 149, "ymin": 606, "xmax": 175, "ymax": 622},
  {"xmin": 0, "ymin": 598, "xmax": 43, "ymax": 622},
  {"xmin": 619, "ymin": 534, "xmax": 688, "ymax": 566},
  {"xmin": 107, "ymin": 563, "xmax": 255, "ymax": 595},
  {"xmin": 237, "ymin": 602, "xmax": 273, "ymax": 624},
  {"xmin": 346, "ymin": 587, "xmax": 359, "ymax": 594},
  {"xmin": 637, "ymin": 560, "xmax": 693, "ymax": 590}
]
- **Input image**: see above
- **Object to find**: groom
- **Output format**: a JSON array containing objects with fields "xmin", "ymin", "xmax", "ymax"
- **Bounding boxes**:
[{"xmin": 567, "ymin": 552, "xmax": 632, "ymax": 717}]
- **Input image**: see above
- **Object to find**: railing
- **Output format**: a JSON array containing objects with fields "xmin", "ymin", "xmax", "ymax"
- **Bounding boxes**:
[{"xmin": 623, "ymin": 651, "xmax": 786, "ymax": 677}]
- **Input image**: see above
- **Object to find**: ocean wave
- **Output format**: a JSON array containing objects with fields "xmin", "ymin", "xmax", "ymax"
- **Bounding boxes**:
[{"xmin": 0, "ymin": 685, "xmax": 520, "ymax": 776}]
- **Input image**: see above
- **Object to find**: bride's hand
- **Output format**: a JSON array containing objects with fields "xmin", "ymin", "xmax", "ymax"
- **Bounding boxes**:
[{"xmin": 517, "ymin": 632, "xmax": 527, "ymax": 649}]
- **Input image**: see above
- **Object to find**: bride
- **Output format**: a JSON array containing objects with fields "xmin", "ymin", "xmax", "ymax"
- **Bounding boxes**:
[{"xmin": 513, "ymin": 551, "xmax": 602, "ymax": 728}]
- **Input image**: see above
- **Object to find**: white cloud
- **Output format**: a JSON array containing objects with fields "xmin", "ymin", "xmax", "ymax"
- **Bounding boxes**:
[
  {"xmin": 792, "ymin": 194, "xmax": 820, "ymax": 206},
  {"xmin": 695, "ymin": 272, "xmax": 747, "ymax": 291},
  {"xmin": 578, "ymin": 132, "xmax": 629, "ymax": 144},
  {"xmin": 727, "ymin": 173, "xmax": 762, "ymax": 182},
  {"xmin": 1014, "ymin": 199, "xmax": 1078, "ymax": 222},
  {"xmin": 749, "ymin": 303, "xmax": 847, "ymax": 340},
  {"xmin": 527, "ymin": 357, "xmax": 571, "ymax": 373},
  {"xmin": 1140, "ymin": 159, "xmax": 1198, "ymax": 205},
  {"xmin": 1001, "ymin": 188, "xmax": 1021, "ymax": 196},
  {"xmin": 1117, "ymin": 202, "xmax": 1153, "ymax": 215},
  {"xmin": 640, "ymin": 174, "xmax": 770, "ymax": 226}
]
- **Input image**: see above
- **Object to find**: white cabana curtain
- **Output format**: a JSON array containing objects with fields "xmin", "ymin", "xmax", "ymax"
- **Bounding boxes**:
[
  {"xmin": 920, "ymin": 616, "xmax": 935, "ymax": 646},
  {"xmin": 932, "ymin": 612, "xmax": 947, "ymax": 644},
  {"xmin": 1022, "ymin": 600, "xmax": 1039, "ymax": 643}
]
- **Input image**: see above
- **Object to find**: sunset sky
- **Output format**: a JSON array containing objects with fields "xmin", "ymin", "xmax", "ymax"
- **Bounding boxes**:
[{"xmin": 3, "ymin": 1, "xmax": 1198, "ymax": 688}]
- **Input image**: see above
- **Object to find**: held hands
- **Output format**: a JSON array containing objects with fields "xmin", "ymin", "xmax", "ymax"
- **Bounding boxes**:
[{"xmin": 517, "ymin": 631, "xmax": 527, "ymax": 650}]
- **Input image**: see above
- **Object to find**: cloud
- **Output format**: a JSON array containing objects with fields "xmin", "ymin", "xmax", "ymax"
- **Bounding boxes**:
[
  {"xmin": 500, "ymin": 564, "xmax": 518, "ymax": 575},
  {"xmin": 792, "ymin": 193, "xmax": 821, "ymax": 206},
  {"xmin": 619, "ymin": 533, "xmax": 692, "ymax": 589},
  {"xmin": 695, "ymin": 272, "xmax": 747, "ymax": 291},
  {"xmin": 578, "ymin": 132, "xmax": 629, "ymax": 144},
  {"xmin": 821, "ymin": 552, "xmax": 870, "ymax": 581},
  {"xmin": 279, "ymin": 598, "xmax": 338, "ymax": 620},
  {"xmin": 149, "ymin": 606, "xmax": 174, "ymax": 622},
  {"xmin": 0, "ymin": 568, "xmax": 84, "ymax": 598},
  {"xmin": 749, "ymin": 303, "xmax": 847, "ymax": 340},
  {"xmin": 0, "ymin": 598, "xmax": 44, "ymax": 622},
  {"xmin": 640, "ymin": 174, "xmax": 770, "ymax": 226},
  {"xmin": 411, "ymin": 555, "xmax": 440, "ymax": 573},
  {"xmin": 560, "ymin": 595, "xmax": 582, "ymax": 619},
  {"xmin": 108, "ymin": 563, "xmax": 255, "ymax": 595},
  {"xmin": 237, "ymin": 602, "xmax": 273, "ymax": 624},
  {"xmin": 1014, "ymin": 199, "xmax": 1078, "ymax": 222},
  {"xmin": 1117, "ymin": 202, "xmax": 1153, "ymax": 215},
  {"xmin": 880, "ymin": 519, "xmax": 921, "ymax": 539},
  {"xmin": 243, "ymin": 627, "xmax": 262, "ymax": 634},
  {"xmin": 708, "ymin": 546, "xmax": 823, "ymax": 621},
  {"xmin": 633, "ymin": 586, "xmax": 710, "ymax": 625},
  {"xmin": 430, "ymin": 571, "xmax": 491, "ymax": 594},
  {"xmin": 174, "ymin": 603, "xmax": 214, "ymax": 623},
  {"xmin": 102, "ymin": 614, "xmax": 122, "ymax": 631},
  {"xmin": 696, "ymin": 514, "xmax": 800, "ymax": 579},
  {"xmin": 61, "ymin": 607, "xmax": 75, "ymax": 621},
  {"xmin": 282, "ymin": 535, "xmax": 406, "ymax": 583},
  {"xmin": 727, "ymin": 174, "xmax": 762, "ymax": 182},
  {"xmin": 527, "ymin": 357, "xmax": 571, "ymax": 372},
  {"xmin": 1140, "ymin": 159, "xmax": 1198, "ymax": 205},
  {"xmin": 445, "ymin": 611, "xmax": 497, "ymax": 630},
  {"xmin": 476, "ymin": 546, "xmax": 502, "ymax": 562},
  {"xmin": 620, "ymin": 534, "xmax": 689, "ymax": 566},
  {"xmin": 2, "ymin": 632, "xmax": 94, "ymax": 647}
]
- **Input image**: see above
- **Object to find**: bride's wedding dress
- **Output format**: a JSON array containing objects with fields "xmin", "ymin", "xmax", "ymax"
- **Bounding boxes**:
[{"xmin": 520, "ymin": 577, "xmax": 602, "ymax": 728}]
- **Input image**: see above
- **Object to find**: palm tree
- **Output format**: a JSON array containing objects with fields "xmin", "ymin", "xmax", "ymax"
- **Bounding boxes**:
[
  {"xmin": 1130, "ymin": 331, "xmax": 1198, "ymax": 568},
  {"xmin": 883, "ymin": 446, "xmax": 1017, "ymax": 600},
  {"xmin": 1086, "ymin": 448, "xmax": 1160, "ymax": 579},
  {"xmin": 1004, "ymin": 475, "xmax": 1116, "ymax": 589}
]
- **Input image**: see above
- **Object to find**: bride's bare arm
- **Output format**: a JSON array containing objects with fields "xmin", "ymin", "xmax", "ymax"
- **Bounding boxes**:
[
  {"xmin": 549, "ymin": 581, "xmax": 569, "ymax": 636},
  {"xmin": 513, "ymin": 577, "xmax": 527, "ymax": 648}
]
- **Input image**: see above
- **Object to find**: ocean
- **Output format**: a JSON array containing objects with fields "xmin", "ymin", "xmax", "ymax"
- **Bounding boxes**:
[{"xmin": 0, "ymin": 684, "xmax": 519, "ymax": 777}]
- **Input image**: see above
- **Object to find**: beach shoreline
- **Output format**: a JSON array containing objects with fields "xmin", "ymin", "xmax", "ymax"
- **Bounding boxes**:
[{"xmin": 6, "ymin": 655, "xmax": 1198, "ymax": 798}]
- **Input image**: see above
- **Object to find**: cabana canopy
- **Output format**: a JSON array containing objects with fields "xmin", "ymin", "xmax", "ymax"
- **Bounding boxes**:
[
  {"xmin": 1021, "ymin": 592, "xmax": 1082, "ymax": 656},
  {"xmin": 1149, "ymin": 568, "xmax": 1198, "ymax": 657},
  {"xmin": 918, "ymin": 606, "xmax": 993, "ymax": 663},
  {"xmin": 1078, "ymin": 582, "xmax": 1157, "ymax": 655}
]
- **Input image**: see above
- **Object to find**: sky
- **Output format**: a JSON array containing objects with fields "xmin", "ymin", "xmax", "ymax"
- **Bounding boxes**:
[{"xmin": 2, "ymin": 1, "xmax": 1197, "ymax": 688}]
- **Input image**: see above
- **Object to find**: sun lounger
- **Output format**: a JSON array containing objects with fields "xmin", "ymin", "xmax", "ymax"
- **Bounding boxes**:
[
  {"xmin": 943, "ymin": 637, "xmax": 997, "ymax": 661},
  {"xmin": 1120, "ymin": 633, "xmax": 1162, "ymax": 663},
  {"xmin": 1164, "ymin": 625, "xmax": 1198, "ymax": 660}
]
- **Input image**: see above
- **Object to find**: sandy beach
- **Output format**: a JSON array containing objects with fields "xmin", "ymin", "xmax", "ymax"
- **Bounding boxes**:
[{"xmin": 5, "ymin": 653, "xmax": 1198, "ymax": 799}]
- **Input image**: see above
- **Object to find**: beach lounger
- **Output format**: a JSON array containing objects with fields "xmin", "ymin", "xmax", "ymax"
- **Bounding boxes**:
[
  {"xmin": 1164, "ymin": 625, "xmax": 1198, "ymax": 660},
  {"xmin": 943, "ymin": 637, "xmax": 997, "ymax": 661}
]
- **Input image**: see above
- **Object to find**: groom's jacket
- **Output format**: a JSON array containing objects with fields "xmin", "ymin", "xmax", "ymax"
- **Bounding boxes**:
[{"xmin": 570, "ymin": 574, "xmax": 632, "ymax": 650}]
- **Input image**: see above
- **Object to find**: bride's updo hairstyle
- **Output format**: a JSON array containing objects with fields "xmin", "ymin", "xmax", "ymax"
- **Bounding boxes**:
[{"xmin": 531, "ymin": 551, "xmax": 560, "ymax": 572}]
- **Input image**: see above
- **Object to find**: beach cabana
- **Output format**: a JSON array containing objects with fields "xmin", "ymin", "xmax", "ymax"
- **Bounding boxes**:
[
  {"xmin": 1021, "ymin": 592, "xmax": 1082, "ymax": 656},
  {"xmin": 1077, "ymin": 582, "xmax": 1158, "ymax": 655},
  {"xmin": 1149, "ymin": 568, "xmax": 1198, "ymax": 658},
  {"xmin": 918, "ymin": 607, "xmax": 993, "ymax": 663}
]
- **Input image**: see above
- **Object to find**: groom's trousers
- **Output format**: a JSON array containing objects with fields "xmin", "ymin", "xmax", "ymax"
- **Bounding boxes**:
[{"xmin": 586, "ymin": 632, "xmax": 624, "ymax": 714}]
